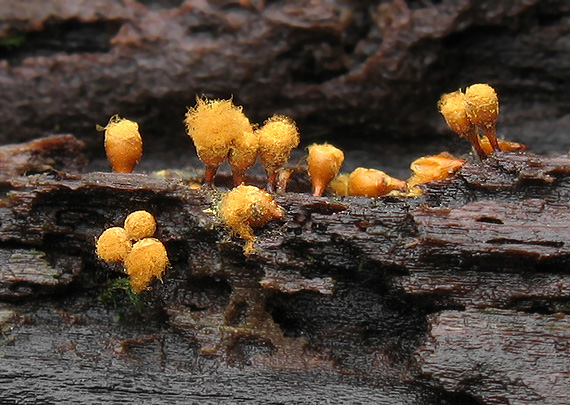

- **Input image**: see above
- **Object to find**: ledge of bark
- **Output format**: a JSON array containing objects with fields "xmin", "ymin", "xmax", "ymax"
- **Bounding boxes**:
[{"xmin": 0, "ymin": 135, "xmax": 569, "ymax": 403}]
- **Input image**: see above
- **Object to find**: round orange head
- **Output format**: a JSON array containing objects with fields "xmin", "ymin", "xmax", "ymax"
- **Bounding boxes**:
[
  {"xmin": 228, "ymin": 130, "xmax": 259, "ymax": 185},
  {"xmin": 96, "ymin": 227, "xmax": 132, "ymax": 263},
  {"xmin": 184, "ymin": 98, "xmax": 252, "ymax": 169},
  {"xmin": 124, "ymin": 210, "xmax": 157, "ymax": 240},
  {"xmin": 438, "ymin": 91, "xmax": 473, "ymax": 136},
  {"xmin": 257, "ymin": 115, "xmax": 300, "ymax": 173},
  {"xmin": 307, "ymin": 143, "xmax": 345, "ymax": 196},
  {"xmin": 464, "ymin": 83, "xmax": 499, "ymax": 130},
  {"xmin": 124, "ymin": 238, "xmax": 169, "ymax": 293},
  {"xmin": 219, "ymin": 185, "xmax": 284, "ymax": 254},
  {"xmin": 102, "ymin": 116, "xmax": 143, "ymax": 173}
]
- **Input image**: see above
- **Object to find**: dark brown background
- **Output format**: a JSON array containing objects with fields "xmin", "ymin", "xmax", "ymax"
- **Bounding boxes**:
[{"xmin": 1, "ymin": 0, "xmax": 569, "ymax": 165}]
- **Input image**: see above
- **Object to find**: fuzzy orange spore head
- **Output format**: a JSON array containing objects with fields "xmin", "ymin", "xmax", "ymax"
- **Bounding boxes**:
[
  {"xmin": 438, "ymin": 90, "xmax": 488, "ymax": 158},
  {"xmin": 124, "ymin": 238, "xmax": 169, "ymax": 294},
  {"xmin": 480, "ymin": 137, "xmax": 526, "ymax": 155},
  {"xmin": 307, "ymin": 143, "xmax": 345, "ymax": 197},
  {"xmin": 124, "ymin": 210, "xmax": 157, "ymax": 240},
  {"xmin": 96, "ymin": 227, "xmax": 132, "ymax": 263},
  {"xmin": 438, "ymin": 91, "xmax": 473, "ymax": 136},
  {"xmin": 102, "ymin": 116, "xmax": 143, "ymax": 173},
  {"xmin": 348, "ymin": 168, "xmax": 407, "ymax": 197},
  {"xmin": 464, "ymin": 84, "xmax": 499, "ymax": 130},
  {"xmin": 228, "ymin": 130, "xmax": 259, "ymax": 185},
  {"xmin": 257, "ymin": 115, "xmax": 300, "ymax": 173},
  {"xmin": 219, "ymin": 184, "xmax": 285, "ymax": 255},
  {"xmin": 408, "ymin": 152, "xmax": 466, "ymax": 188},
  {"xmin": 184, "ymin": 98, "xmax": 253, "ymax": 169}
]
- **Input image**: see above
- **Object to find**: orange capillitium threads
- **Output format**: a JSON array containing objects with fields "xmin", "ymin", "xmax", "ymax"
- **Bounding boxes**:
[
  {"xmin": 347, "ymin": 168, "xmax": 407, "ymax": 197},
  {"xmin": 438, "ymin": 91, "xmax": 486, "ymax": 159},
  {"xmin": 307, "ymin": 143, "xmax": 345, "ymax": 197},
  {"xmin": 219, "ymin": 184, "xmax": 285, "ymax": 255},
  {"xmin": 407, "ymin": 152, "xmax": 466, "ymax": 189},
  {"xmin": 96, "ymin": 227, "xmax": 133, "ymax": 263},
  {"xmin": 124, "ymin": 210, "xmax": 157, "ymax": 240},
  {"xmin": 184, "ymin": 97, "xmax": 253, "ymax": 186},
  {"xmin": 101, "ymin": 116, "xmax": 143, "ymax": 173},
  {"xmin": 124, "ymin": 238, "xmax": 169, "ymax": 294},
  {"xmin": 257, "ymin": 115, "xmax": 300, "ymax": 191},
  {"xmin": 464, "ymin": 83, "xmax": 500, "ymax": 152}
]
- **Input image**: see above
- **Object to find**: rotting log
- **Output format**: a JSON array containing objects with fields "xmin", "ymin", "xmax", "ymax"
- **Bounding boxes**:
[{"xmin": 0, "ymin": 135, "xmax": 569, "ymax": 404}]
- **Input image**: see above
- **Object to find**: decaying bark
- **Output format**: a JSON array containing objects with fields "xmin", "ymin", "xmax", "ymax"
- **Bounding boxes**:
[{"xmin": 0, "ymin": 135, "xmax": 568, "ymax": 403}]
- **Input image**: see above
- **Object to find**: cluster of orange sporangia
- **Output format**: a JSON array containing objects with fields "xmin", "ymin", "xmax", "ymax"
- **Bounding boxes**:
[
  {"xmin": 183, "ymin": 97, "xmax": 409, "ymax": 198},
  {"xmin": 96, "ymin": 210, "xmax": 169, "ymax": 294},
  {"xmin": 98, "ymin": 84, "xmax": 524, "ymax": 255},
  {"xmin": 184, "ymin": 98, "xmax": 300, "ymax": 191},
  {"xmin": 438, "ymin": 83, "xmax": 525, "ymax": 159},
  {"xmin": 183, "ymin": 91, "xmax": 522, "ymax": 201}
]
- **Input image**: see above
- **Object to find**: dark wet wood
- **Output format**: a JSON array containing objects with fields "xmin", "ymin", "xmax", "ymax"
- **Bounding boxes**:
[
  {"xmin": 0, "ymin": 135, "xmax": 568, "ymax": 404},
  {"xmin": 418, "ymin": 309, "xmax": 570, "ymax": 405}
]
